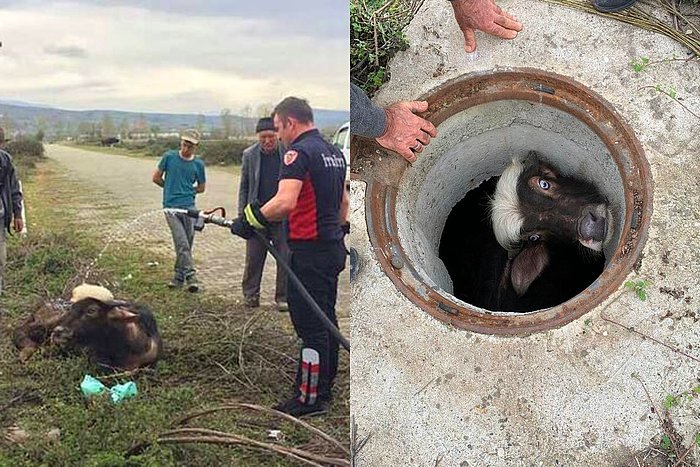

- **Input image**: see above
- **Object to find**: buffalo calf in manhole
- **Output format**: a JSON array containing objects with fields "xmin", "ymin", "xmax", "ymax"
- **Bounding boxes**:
[{"xmin": 440, "ymin": 151, "xmax": 609, "ymax": 312}]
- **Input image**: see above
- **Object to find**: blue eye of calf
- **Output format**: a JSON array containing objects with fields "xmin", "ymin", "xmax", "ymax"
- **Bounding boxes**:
[
  {"xmin": 528, "ymin": 234, "xmax": 540, "ymax": 242},
  {"xmin": 538, "ymin": 179, "xmax": 550, "ymax": 190}
]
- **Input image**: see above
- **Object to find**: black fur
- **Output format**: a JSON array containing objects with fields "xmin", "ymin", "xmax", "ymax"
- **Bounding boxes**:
[
  {"xmin": 55, "ymin": 298, "xmax": 162, "ymax": 370},
  {"xmin": 515, "ymin": 153, "xmax": 607, "ymax": 246},
  {"xmin": 439, "ymin": 177, "xmax": 604, "ymax": 312}
]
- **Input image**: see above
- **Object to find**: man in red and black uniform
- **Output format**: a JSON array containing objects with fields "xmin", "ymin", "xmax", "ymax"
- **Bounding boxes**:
[{"xmin": 231, "ymin": 96, "xmax": 348, "ymax": 416}]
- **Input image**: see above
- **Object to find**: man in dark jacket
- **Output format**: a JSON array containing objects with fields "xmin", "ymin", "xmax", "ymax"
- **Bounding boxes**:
[
  {"xmin": 238, "ymin": 117, "xmax": 289, "ymax": 310},
  {"xmin": 0, "ymin": 127, "xmax": 25, "ymax": 296}
]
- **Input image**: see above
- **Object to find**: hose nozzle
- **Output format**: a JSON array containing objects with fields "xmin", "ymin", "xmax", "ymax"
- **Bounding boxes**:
[{"xmin": 185, "ymin": 207, "xmax": 232, "ymax": 228}]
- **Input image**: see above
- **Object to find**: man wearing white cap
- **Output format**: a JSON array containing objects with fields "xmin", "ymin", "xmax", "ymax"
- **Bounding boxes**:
[{"xmin": 152, "ymin": 129, "xmax": 206, "ymax": 292}]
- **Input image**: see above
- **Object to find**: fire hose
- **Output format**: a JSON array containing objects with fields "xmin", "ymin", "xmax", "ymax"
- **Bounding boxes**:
[{"xmin": 182, "ymin": 207, "xmax": 351, "ymax": 353}]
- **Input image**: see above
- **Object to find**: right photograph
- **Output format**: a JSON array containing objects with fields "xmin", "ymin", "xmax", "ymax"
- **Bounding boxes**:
[{"xmin": 349, "ymin": 0, "xmax": 700, "ymax": 465}]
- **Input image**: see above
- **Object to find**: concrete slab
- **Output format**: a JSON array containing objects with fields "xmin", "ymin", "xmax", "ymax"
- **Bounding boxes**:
[{"xmin": 350, "ymin": 1, "xmax": 700, "ymax": 465}]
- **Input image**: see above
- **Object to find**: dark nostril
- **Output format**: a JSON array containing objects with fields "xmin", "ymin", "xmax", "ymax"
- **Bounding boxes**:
[
  {"xmin": 581, "ymin": 212, "xmax": 606, "ymax": 240},
  {"xmin": 588, "ymin": 212, "xmax": 606, "ymax": 224}
]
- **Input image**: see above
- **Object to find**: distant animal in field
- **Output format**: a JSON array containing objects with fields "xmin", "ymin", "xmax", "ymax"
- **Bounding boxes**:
[
  {"xmin": 101, "ymin": 137, "xmax": 120, "ymax": 147},
  {"xmin": 440, "ymin": 152, "xmax": 610, "ymax": 312}
]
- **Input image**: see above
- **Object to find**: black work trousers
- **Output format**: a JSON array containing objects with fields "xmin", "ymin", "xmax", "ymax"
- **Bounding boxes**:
[{"xmin": 287, "ymin": 240, "xmax": 346, "ymax": 402}]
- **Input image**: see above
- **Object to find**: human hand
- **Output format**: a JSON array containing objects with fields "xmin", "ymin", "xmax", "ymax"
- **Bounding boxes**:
[
  {"xmin": 13, "ymin": 217, "xmax": 23, "ymax": 233},
  {"xmin": 230, "ymin": 216, "xmax": 254, "ymax": 239},
  {"xmin": 231, "ymin": 202, "xmax": 270, "ymax": 239},
  {"xmin": 450, "ymin": 0, "xmax": 523, "ymax": 53},
  {"xmin": 375, "ymin": 101, "xmax": 438, "ymax": 163}
]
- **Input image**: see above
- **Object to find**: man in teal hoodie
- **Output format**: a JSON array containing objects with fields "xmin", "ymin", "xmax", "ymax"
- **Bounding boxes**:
[{"xmin": 152, "ymin": 129, "xmax": 206, "ymax": 292}]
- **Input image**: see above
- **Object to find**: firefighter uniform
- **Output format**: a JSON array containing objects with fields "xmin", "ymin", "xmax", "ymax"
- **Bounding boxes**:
[{"xmin": 277, "ymin": 128, "xmax": 347, "ymax": 413}]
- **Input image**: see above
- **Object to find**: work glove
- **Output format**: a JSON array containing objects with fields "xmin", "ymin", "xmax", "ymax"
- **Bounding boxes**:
[{"xmin": 230, "ymin": 202, "xmax": 270, "ymax": 239}]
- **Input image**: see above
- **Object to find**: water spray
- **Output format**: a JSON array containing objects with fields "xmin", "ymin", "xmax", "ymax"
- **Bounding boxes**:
[
  {"xmin": 81, "ymin": 208, "xmax": 171, "ymax": 282},
  {"xmin": 183, "ymin": 207, "xmax": 351, "ymax": 352}
]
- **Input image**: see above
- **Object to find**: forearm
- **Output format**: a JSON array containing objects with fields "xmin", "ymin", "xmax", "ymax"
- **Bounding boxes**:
[
  {"xmin": 261, "ymin": 196, "xmax": 294, "ymax": 222},
  {"xmin": 350, "ymin": 83, "xmax": 387, "ymax": 138}
]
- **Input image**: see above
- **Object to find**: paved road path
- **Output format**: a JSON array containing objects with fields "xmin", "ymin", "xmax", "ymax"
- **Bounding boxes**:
[{"xmin": 45, "ymin": 144, "xmax": 349, "ymax": 318}]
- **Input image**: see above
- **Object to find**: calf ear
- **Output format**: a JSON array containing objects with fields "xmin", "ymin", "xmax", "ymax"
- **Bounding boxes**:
[
  {"xmin": 510, "ymin": 243, "xmax": 550, "ymax": 296},
  {"xmin": 108, "ymin": 307, "xmax": 139, "ymax": 322}
]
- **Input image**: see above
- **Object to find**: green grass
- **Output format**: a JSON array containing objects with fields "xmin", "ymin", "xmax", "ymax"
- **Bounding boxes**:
[
  {"xmin": 0, "ymin": 161, "xmax": 349, "ymax": 465},
  {"xmin": 624, "ymin": 279, "xmax": 649, "ymax": 301},
  {"xmin": 351, "ymin": 0, "xmax": 415, "ymax": 97}
]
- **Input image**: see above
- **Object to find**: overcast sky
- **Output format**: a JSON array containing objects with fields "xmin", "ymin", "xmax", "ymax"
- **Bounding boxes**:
[{"xmin": 0, "ymin": 1, "xmax": 349, "ymax": 114}]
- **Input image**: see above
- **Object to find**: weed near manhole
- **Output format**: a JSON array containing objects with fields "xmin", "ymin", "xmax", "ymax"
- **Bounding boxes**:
[
  {"xmin": 632, "ymin": 374, "xmax": 700, "ymax": 467},
  {"xmin": 351, "ymin": 0, "xmax": 423, "ymax": 96},
  {"xmin": 625, "ymin": 279, "xmax": 650, "ymax": 301}
]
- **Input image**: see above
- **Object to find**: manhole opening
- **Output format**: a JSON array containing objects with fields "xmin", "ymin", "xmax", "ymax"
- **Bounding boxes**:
[
  {"xmin": 361, "ymin": 70, "xmax": 652, "ymax": 334},
  {"xmin": 399, "ymin": 98, "xmax": 626, "ymax": 314}
]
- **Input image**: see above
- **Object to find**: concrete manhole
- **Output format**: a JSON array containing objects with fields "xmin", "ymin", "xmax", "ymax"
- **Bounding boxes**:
[{"xmin": 353, "ymin": 69, "xmax": 653, "ymax": 335}]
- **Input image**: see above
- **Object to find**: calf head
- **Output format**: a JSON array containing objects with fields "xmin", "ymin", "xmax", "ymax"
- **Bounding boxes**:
[
  {"xmin": 50, "ymin": 298, "xmax": 139, "ymax": 347},
  {"xmin": 491, "ymin": 152, "xmax": 612, "ymax": 296}
]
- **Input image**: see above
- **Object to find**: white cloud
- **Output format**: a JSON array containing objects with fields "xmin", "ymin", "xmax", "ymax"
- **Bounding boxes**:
[{"xmin": 0, "ymin": 1, "xmax": 349, "ymax": 113}]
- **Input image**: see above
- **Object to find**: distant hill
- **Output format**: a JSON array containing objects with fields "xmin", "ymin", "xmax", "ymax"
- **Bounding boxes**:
[
  {"xmin": 0, "ymin": 101, "xmax": 349, "ymax": 139},
  {"xmin": 0, "ymin": 99, "xmax": 54, "ymax": 109}
]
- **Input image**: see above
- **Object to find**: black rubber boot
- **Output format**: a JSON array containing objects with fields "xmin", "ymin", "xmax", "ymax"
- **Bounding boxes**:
[
  {"xmin": 272, "ymin": 397, "xmax": 329, "ymax": 417},
  {"xmin": 592, "ymin": 0, "xmax": 638, "ymax": 13}
]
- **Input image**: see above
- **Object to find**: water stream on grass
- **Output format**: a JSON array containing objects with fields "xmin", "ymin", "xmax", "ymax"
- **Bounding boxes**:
[{"xmin": 78, "ymin": 208, "xmax": 191, "ymax": 283}]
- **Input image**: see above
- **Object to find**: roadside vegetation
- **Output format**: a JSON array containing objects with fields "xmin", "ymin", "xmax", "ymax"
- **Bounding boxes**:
[
  {"xmin": 350, "ymin": 0, "xmax": 423, "ymax": 97},
  {"xmin": 64, "ymin": 138, "xmax": 255, "ymax": 166},
  {"xmin": 62, "ymin": 122, "xmax": 341, "ymax": 167},
  {"xmin": 0, "ymin": 153, "xmax": 349, "ymax": 465},
  {"xmin": 5, "ymin": 136, "xmax": 46, "ymax": 178}
]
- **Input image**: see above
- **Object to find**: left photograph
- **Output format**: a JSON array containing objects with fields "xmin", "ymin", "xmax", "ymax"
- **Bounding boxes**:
[{"xmin": 0, "ymin": 1, "xmax": 350, "ymax": 465}]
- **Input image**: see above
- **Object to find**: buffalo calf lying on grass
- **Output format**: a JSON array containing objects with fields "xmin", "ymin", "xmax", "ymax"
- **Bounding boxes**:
[{"xmin": 13, "ymin": 284, "xmax": 163, "ymax": 371}]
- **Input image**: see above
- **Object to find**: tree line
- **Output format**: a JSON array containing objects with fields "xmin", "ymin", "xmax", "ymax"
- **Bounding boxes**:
[{"xmin": 0, "ymin": 103, "xmax": 275, "ymax": 143}]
